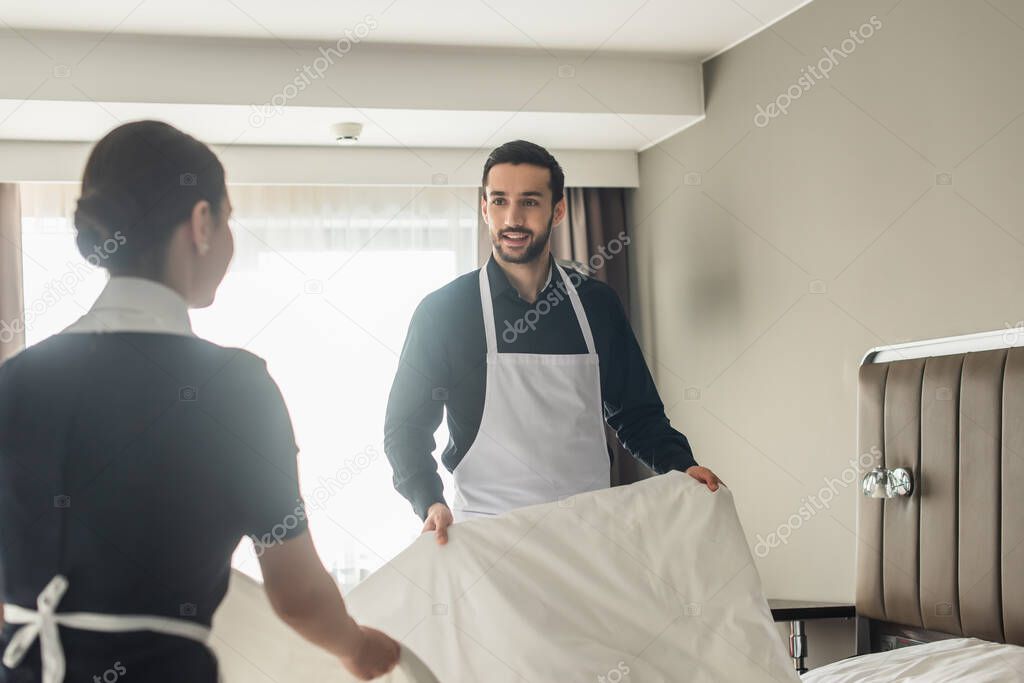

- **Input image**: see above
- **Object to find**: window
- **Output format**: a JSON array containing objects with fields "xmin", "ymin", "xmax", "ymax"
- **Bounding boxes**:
[{"xmin": 19, "ymin": 183, "xmax": 478, "ymax": 593}]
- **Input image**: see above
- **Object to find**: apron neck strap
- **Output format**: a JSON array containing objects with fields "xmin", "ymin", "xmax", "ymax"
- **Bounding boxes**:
[
  {"xmin": 555, "ymin": 264, "xmax": 597, "ymax": 354},
  {"xmin": 479, "ymin": 265, "xmax": 499, "ymax": 353},
  {"xmin": 478, "ymin": 262, "xmax": 596, "ymax": 354}
]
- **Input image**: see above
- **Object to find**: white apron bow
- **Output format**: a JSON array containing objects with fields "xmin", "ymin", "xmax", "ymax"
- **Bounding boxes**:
[{"xmin": 3, "ymin": 574, "xmax": 212, "ymax": 683}]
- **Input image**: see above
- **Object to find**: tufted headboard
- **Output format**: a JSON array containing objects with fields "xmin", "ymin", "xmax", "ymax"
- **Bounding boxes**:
[{"xmin": 855, "ymin": 329, "xmax": 1024, "ymax": 652}]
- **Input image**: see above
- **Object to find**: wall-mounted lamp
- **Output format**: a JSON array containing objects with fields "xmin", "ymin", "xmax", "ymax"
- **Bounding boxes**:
[{"xmin": 861, "ymin": 467, "xmax": 914, "ymax": 498}]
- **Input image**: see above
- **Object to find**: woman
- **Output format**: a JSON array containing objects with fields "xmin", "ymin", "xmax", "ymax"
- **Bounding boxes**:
[{"xmin": 0, "ymin": 121, "xmax": 400, "ymax": 681}]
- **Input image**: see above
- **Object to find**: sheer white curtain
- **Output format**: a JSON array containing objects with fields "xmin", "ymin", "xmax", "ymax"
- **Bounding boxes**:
[
  {"xmin": 18, "ymin": 183, "xmax": 109, "ymax": 347},
  {"xmin": 18, "ymin": 183, "xmax": 479, "ymax": 592},
  {"xmin": 0, "ymin": 184, "xmax": 25, "ymax": 363}
]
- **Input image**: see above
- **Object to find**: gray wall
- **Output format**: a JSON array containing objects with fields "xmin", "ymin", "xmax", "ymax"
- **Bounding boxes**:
[{"xmin": 632, "ymin": 0, "xmax": 1024, "ymax": 668}]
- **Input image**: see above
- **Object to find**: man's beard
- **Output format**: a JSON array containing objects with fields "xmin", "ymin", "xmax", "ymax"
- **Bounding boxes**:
[{"xmin": 492, "ymin": 214, "xmax": 553, "ymax": 265}]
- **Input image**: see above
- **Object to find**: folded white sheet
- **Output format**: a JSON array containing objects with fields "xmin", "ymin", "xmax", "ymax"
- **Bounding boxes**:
[
  {"xmin": 213, "ymin": 471, "xmax": 798, "ymax": 682},
  {"xmin": 801, "ymin": 638, "xmax": 1024, "ymax": 682}
]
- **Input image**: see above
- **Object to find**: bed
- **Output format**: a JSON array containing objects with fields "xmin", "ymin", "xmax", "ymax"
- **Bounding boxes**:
[
  {"xmin": 803, "ymin": 329, "xmax": 1024, "ymax": 681},
  {"xmin": 211, "ymin": 327, "xmax": 1023, "ymax": 681}
]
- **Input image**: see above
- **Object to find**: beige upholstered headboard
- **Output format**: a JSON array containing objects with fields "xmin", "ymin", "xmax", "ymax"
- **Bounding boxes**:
[{"xmin": 856, "ymin": 330, "xmax": 1024, "ymax": 647}]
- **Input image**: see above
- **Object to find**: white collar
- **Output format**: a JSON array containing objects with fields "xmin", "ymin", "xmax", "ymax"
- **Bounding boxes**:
[{"xmin": 63, "ymin": 277, "xmax": 194, "ymax": 336}]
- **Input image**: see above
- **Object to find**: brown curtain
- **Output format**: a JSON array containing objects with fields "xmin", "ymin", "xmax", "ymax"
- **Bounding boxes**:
[
  {"xmin": 475, "ymin": 188, "xmax": 490, "ymax": 267},
  {"xmin": 0, "ymin": 183, "xmax": 24, "ymax": 364},
  {"xmin": 477, "ymin": 187, "xmax": 652, "ymax": 486},
  {"xmin": 0, "ymin": 183, "xmax": 20, "ymax": 629}
]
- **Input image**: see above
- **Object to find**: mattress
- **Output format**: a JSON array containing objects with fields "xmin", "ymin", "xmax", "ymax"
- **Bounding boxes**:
[
  {"xmin": 801, "ymin": 638, "xmax": 1024, "ymax": 682},
  {"xmin": 212, "ymin": 471, "xmax": 798, "ymax": 682}
]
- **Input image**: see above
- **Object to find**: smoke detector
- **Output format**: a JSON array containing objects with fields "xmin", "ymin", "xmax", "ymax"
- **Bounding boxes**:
[{"xmin": 330, "ymin": 122, "xmax": 363, "ymax": 143}]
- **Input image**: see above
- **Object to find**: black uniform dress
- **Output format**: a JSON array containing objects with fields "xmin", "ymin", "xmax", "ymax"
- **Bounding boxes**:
[{"xmin": 0, "ymin": 278, "xmax": 306, "ymax": 682}]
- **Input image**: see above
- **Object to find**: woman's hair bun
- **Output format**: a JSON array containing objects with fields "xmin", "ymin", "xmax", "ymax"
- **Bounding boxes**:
[
  {"xmin": 74, "ymin": 185, "xmax": 139, "ymax": 263},
  {"xmin": 75, "ymin": 120, "xmax": 226, "ymax": 273}
]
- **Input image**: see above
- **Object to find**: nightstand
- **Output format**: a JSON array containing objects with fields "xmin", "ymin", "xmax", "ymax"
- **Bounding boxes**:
[{"xmin": 768, "ymin": 599, "xmax": 855, "ymax": 674}]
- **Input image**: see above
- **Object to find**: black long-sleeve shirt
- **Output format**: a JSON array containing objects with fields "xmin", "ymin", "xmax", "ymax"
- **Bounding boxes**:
[{"xmin": 384, "ymin": 256, "xmax": 698, "ymax": 520}]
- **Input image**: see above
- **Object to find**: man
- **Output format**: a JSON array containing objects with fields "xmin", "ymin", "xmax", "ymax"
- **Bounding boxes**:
[{"xmin": 384, "ymin": 140, "xmax": 721, "ymax": 544}]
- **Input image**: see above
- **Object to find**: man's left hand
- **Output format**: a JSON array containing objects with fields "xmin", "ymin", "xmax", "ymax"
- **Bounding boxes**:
[{"xmin": 685, "ymin": 465, "xmax": 724, "ymax": 492}]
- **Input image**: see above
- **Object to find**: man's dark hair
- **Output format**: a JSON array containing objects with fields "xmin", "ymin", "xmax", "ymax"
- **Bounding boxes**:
[
  {"xmin": 481, "ymin": 140, "xmax": 565, "ymax": 206},
  {"xmin": 75, "ymin": 119, "xmax": 227, "ymax": 277}
]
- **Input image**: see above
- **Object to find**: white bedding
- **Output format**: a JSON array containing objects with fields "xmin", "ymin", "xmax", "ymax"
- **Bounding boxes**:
[
  {"xmin": 801, "ymin": 638, "xmax": 1024, "ymax": 683},
  {"xmin": 211, "ymin": 571, "xmax": 437, "ymax": 682},
  {"xmin": 213, "ymin": 471, "xmax": 798, "ymax": 682}
]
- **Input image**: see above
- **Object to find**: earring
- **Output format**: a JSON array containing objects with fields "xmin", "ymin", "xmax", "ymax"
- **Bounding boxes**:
[{"xmin": 198, "ymin": 241, "xmax": 210, "ymax": 255}]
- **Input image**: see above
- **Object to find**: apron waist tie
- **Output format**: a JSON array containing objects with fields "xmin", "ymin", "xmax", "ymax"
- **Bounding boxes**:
[{"xmin": 3, "ymin": 575, "xmax": 212, "ymax": 683}]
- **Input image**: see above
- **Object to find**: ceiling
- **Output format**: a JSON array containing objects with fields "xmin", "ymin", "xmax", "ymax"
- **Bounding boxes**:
[
  {"xmin": 0, "ymin": 0, "xmax": 815, "ymax": 155},
  {"xmin": 0, "ymin": 0, "xmax": 814, "ymax": 60}
]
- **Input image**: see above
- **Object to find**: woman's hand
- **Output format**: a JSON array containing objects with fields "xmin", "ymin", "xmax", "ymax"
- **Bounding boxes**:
[{"xmin": 340, "ymin": 625, "xmax": 401, "ymax": 680}]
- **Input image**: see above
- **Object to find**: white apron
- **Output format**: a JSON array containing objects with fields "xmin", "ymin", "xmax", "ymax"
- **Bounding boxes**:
[
  {"xmin": 3, "ymin": 575, "xmax": 212, "ymax": 683},
  {"xmin": 452, "ymin": 263, "xmax": 610, "ymax": 522}
]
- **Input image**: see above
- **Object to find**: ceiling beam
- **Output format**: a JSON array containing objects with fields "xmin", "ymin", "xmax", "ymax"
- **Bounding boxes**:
[{"xmin": 0, "ymin": 30, "xmax": 703, "ymax": 117}]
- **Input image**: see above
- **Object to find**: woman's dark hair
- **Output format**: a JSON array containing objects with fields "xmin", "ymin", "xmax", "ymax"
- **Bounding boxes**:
[
  {"xmin": 481, "ymin": 140, "xmax": 565, "ymax": 206},
  {"xmin": 75, "ymin": 120, "xmax": 226, "ymax": 276}
]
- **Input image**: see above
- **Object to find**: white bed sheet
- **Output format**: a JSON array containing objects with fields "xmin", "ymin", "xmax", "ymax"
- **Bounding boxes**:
[
  {"xmin": 212, "ymin": 471, "xmax": 798, "ymax": 682},
  {"xmin": 801, "ymin": 637, "xmax": 1024, "ymax": 683},
  {"xmin": 211, "ymin": 569, "xmax": 438, "ymax": 682}
]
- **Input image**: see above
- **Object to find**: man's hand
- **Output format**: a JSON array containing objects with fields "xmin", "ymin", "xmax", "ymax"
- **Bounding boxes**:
[
  {"xmin": 422, "ymin": 502, "xmax": 453, "ymax": 545},
  {"xmin": 686, "ymin": 465, "xmax": 724, "ymax": 492}
]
